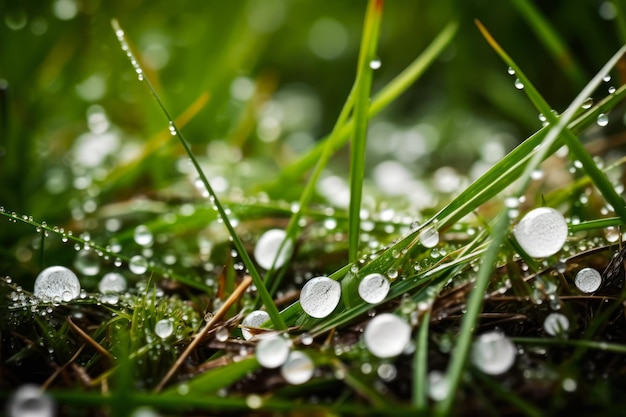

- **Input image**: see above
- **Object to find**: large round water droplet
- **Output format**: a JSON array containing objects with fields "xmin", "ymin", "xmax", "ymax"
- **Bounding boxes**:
[
  {"xmin": 254, "ymin": 229, "xmax": 293, "ymax": 270},
  {"xmin": 241, "ymin": 310, "xmax": 270, "ymax": 340},
  {"xmin": 574, "ymin": 267, "xmax": 602, "ymax": 293},
  {"xmin": 363, "ymin": 313, "xmax": 411, "ymax": 358},
  {"xmin": 256, "ymin": 334, "xmax": 291, "ymax": 368},
  {"xmin": 34, "ymin": 266, "xmax": 81, "ymax": 302},
  {"xmin": 358, "ymin": 273, "xmax": 390, "ymax": 304},
  {"xmin": 98, "ymin": 272, "xmax": 127, "ymax": 294},
  {"xmin": 514, "ymin": 78, "xmax": 524, "ymax": 89},
  {"xmin": 471, "ymin": 331, "xmax": 516, "ymax": 375},
  {"xmin": 419, "ymin": 226, "xmax": 439, "ymax": 248},
  {"xmin": 513, "ymin": 207, "xmax": 568, "ymax": 258},
  {"xmin": 280, "ymin": 351, "xmax": 314, "ymax": 385},
  {"xmin": 133, "ymin": 225, "xmax": 153, "ymax": 247},
  {"xmin": 597, "ymin": 113, "xmax": 609, "ymax": 127},
  {"xmin": 544, "ymin": 312, "xmax": 569, "ymax": 336},
  {"xmin": 299, "ymin": 276, "xmax": 341, "ymax": 318},
  {"xmin": 129, "ymin": 255, "xmax": 148, "ymax": 275},
  {"xmin": 154, "ymin": 319, "xmax": 173, "ymax": 339},
  {"xmin": 7, "ymin": 384, "xmax": 54, "ymax": 417}
]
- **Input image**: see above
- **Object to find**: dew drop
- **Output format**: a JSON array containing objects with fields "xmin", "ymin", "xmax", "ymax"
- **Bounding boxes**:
[
  {"xmin": 369, "ymin": 59, "xmax": 381, "ymax": 70},
  {"xmin": 581, "ymin": 97, "xmax": 593, "ymax": 109},
  {"xmin": 428, "ymin": 371, "xmax": 449, "ymax": 401},
  {"xmin": 256, "ymin": 334, "xmax": 291, "ymax": 368},
  {"xmin": 7, "ymin": 384, "xmax": 55, "ymax": 417},
  {"xmin": 129, "ymin": 255, "xmax": 148, "ymax": 275},
  {"xmin": 34, "ymin": 266, "xmax": 81, "ymax": 302},
  {"xmin": 246, "ymin": 394, "xmax": 263, "ymax": 409},
  {"xmin": 154, "ymin": 319, "xmax": 173, "ymax": 339},
  {"xmin": 358, "ymin": 273, "xmax": 390, "ymax": 304},
  {"xmin": 574, "ymin": 267, "xmax": 601, "ymax": 293},
  {"xmin": 514, "ymin": 78, "xmax": 524, "ymax": 89},
  {"xmin": 241, "ymin": 310, "xmax": 270, "ymax": 340},
  {"xmin": 597, "ymin": 113, "xmax": 609, "ymax": 127},
  {"xmin": 507, "ymin": 66, "xmax": 515, "ymax": 75},
  {"xmin": 98, "ymin": 272, "xmax": 127, "ymax": 293},
  {"xmin": 215, "ymin": 326, "xmax": 229, "ymax": 342},
  {"xmin": 603, "ymin": 74, "xmax": 611, "ymax": 82},
  {"xmin": 471, "ymin": 331, "xmax": 516, "ymax": 375},
  {"xmin": 300, "ymin": 332, "xmax": 313, "ymax": 345},
  {"xmin": 299, "ymin": 276, "xmax": 341, "ymax": 318},
  {"xmin": 608, "ymin": 86, "xmax": 616, "ymax": 94},
  {"xmin": 513, "ymin": 207, "xmax": 568, "ymax": 258},
  {"xmin": 253, "ymin": 229, "xmax": 293, "ymax": 270},
  {"xmin": 544, "ymin": 312, "xmax": 569, "ymax": 336},
  {"xmin": 419, "ymin": 226, "xmax": 439, "ymax": 248},
  {"xmin": 280, "ymin": 351, "xmax": 314, "ymax": 385},
  {"xmin": 363, "ymin": 313, "xmax": 411, "ymax": 358},
  {"xmin": 133, "ymin": 225, "xmax": 153, "ymax": 247}
]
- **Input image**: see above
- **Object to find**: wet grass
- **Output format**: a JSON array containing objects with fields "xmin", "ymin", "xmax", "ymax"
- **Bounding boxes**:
[{"xmin": 2, "ymin": 1, "xmax": 626, "ymax": 416}]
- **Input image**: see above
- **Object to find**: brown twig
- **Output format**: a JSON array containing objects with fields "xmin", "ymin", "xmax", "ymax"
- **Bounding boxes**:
[
  {"xmin": 154, "ymin": 275, "xmax": 253, "ymax": 393},
  {"xmin": 66, "ymin": 317, "xmax": 114, "ymax": 361}
]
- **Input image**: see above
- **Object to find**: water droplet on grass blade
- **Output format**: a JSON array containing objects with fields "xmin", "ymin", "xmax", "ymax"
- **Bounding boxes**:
[
  {"xmin": 256, "ymin": 334, "xmax": 291, "ymax": 368},
  {"xmin": 428, "ymin": 371, "xmax": 449, "ymax": 401},
  {"xmin": 358, "ymin": 273, "xmax": 390, "ymax": 304},
  {"xmin": 419, "ymin": 226, "xmax": 439, "ymax": 248},
  {"xmin": 34, "ymin": 266, "xmax": 81, "ymax": 302},
  {"xmin": 544, "ymin": 312, "xmax": 569, "ymax": 336},
  {"xmin": 514, "ymin": 78, "xmax": 524, "ymax": 89},
  {"xmin": 98, "ymin": 272, "xmax": 127, "ymax": 293},
  {"xmin": 513, "ymin": 207, "xmax": 568, "ymax": 258},
  {"xmin": 581, "ymin": 97, "xmax": 593, "ymax": 109},
  {"xmin": 281, "ymin": 351, "xmax": 314, "ymax": 385},
  {"xmin": 597, "ymin": 113, "xmax": 609, "ymax": 126},
  {"xmin": 471, "ymin": 331, "xmax": 516, "ymax": 375},
  {"xmin": 507, "ymin": 66, "xmax": 515, "ymax": 75},
  {"xmin": 254, "ymin": 229, "xmax": 293, "ymax": 270},
  {"xmin": 154, "ymin": 319, "xmax": 173, "ymax": 339},
  {"xmin": 363, "ymin": 313, "xmax": 411, "ymax": 358},
  {"xmin": 369, "ymin": 59, "xmax": 381, "ymax": 70},
  {"xmin": 129, "ymin": 255, "xmax": 148, "ymax": 274},
  {"xmin": 7, "ymin": 384, "xmax": 54, "ymax": 417},
  {"xmin": 299, "ymin": 276, "xmax": 341, "ymax": 318},
  {"xmin": 133, "ymin": 225, "xmax": 153, "ymax": 247},
  {"xmin": 575, "ymin": 267, "xmax": 602, "ymax": 293},
  {"xmin": 215, "ymin": 326, "xmax": 229, "ymax": 342},
  {"xmin": 242, "ymin": 310, "xmax": 270, "ymax": 340}
]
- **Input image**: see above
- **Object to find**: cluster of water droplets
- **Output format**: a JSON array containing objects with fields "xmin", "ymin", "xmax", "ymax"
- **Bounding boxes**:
[
  {"xmin": 255, "ymin": 333, "xmax": 314, "ymax": 385},
  {"xmin": 114, "ymin": 25, "xmax": 144, "ymax": 81}
]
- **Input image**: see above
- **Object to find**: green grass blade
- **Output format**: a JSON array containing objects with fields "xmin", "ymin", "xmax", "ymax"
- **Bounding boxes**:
[
  {"xmin": 263, "ymin": 21, "xmax": 458, "ymax": 193},
  {"xmin": 163, "ymin": 357, "xmax": 260, "ymax": 396},
  {"xmin": 476, "ymin": 21, "xmax": 626, "ymax": 221},
  {"xmin": 511, "ymin": 0, "xmax": 585, "ymax": 86},
  {"xmin": 413, "ymin": 310, "xmax": 430, "ymax": 412},
  {"xmin": 434, "ymin": 213, "xmax": 510, "ymax": 416},
  {"xmin": 348, "ymin": 0, "xmax": 383, "ymax": 263},
  {"xmin": 111, "ymin": 19, "xmax": 285, "ymax": 330}
]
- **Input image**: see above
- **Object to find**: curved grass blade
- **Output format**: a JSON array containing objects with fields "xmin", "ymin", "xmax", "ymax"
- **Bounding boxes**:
[
  {"xmin": 511, "ymin": 0, "xmax": 585, "ymax": 86},
  {"xmin": 476, "ymin": 20, "xmax": 626, "ymax": 221},
  {"xmin": 110, "ymin": 19, "xmax": 285, "ymax": 331}
]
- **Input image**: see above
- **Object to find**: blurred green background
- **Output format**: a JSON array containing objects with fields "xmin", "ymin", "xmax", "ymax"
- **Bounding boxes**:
[{"xmin": 0, "ymin": 0, "xmax": 624, "ymax": 281}]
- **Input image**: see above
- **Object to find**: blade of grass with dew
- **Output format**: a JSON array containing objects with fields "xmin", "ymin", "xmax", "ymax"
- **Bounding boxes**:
[
  {"xmin": 476, "ymin": 20, "xmax": 626, "ymax": 220},
  {"xmin": 0, "ymin": 210, "xmax": 213, "ymax": 291},
  {"xmin": 262, "ymin": 88, "xmax": 356, "ymax": 298},
  {"xmin": 511, "ymin": 0, "xmax": 585, "ymax": 86},
  {"xmin": 110, "ymin": 319, "xmax": 132, "ymax": 417},
  {"xmin": 110, "ymin": 19, "xmax": 285, "ymax": 330},
  {"xmin": 434, "ymin": 213, "xmax": 510, "ymax": 416},
  {"xmin": 348, "ymin": 0, "xmax": 383, "ymax": 263},
  {"xmin": 263, "ymin": 21, "xmax": 458, "ymax": 193}
]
